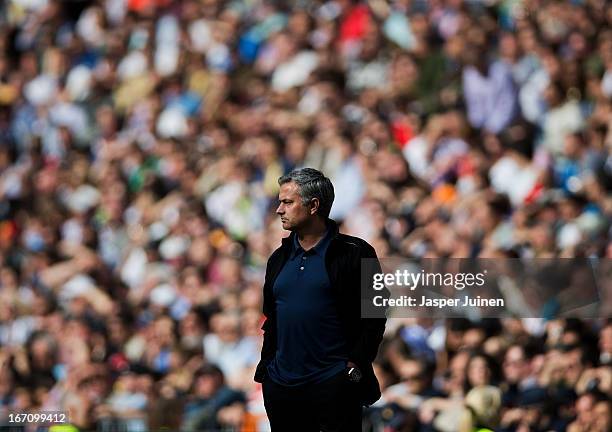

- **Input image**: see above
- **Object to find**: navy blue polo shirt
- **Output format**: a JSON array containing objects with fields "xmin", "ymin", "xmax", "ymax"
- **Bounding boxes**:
[{"xmin": 267, "ymin": 228, "xmax": 348, "ymax": 386}]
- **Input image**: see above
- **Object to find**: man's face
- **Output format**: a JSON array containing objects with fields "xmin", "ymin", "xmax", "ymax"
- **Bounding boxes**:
[
  {"xmin": 504, "ymin": 346, "xmax": 528, "ymax": 384},
  {"xmin": 276, "ymin": 182, "xmax": 313, "ymax": 231},
  {"xmin": 398, "ymin": 360, "xmax": 427, "ymax": 394},
  {"xmin": 195, "ymin": 374, "xmax": 219, "ymax": 398}
]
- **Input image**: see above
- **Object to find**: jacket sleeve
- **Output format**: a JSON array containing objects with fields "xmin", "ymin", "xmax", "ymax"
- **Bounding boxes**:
[
  {"xmin": 348, "ymin": 242, "xmax": 389, "ymax": 368},
  {"xmin": 254, "ymin": 253, "xmax": 278, "ymax": 383}
]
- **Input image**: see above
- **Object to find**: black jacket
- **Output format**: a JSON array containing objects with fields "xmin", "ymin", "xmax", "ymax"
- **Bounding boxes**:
[{"xmin": 254, "ymin": 219, "xmax": 388, "ymax": 406}]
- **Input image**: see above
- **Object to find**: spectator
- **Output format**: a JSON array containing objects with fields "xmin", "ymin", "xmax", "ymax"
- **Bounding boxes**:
[
  {"xmin": 181, "ymin": 364, "xmax": 246, "ymax": 432},
  {"xmin": 0, "ymin": 1, "xmax": 609, "ymax": 431}
]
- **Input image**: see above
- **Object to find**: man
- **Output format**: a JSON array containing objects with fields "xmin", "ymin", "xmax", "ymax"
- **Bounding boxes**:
[
  {"xmin": 501, "ymin": 344, "xmax": 539, "ymax": 408},
  {"xmin": 182, "ymin": 365, "xmax": 246, "ymax": 431},
  {"xmin": 254, "ymin": 168, "xmax": 388, "ymax": 431}
]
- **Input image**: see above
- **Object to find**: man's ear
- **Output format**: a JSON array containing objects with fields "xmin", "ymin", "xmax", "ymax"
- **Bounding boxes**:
[{"xmin": 310, "ymin": 198, "xmax": 320, "ymax": 216}]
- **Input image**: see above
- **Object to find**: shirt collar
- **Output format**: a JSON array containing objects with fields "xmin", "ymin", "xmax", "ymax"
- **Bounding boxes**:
[{"xmin": 291, "ymin": 225, "xmax": 331, "ymax": 259}]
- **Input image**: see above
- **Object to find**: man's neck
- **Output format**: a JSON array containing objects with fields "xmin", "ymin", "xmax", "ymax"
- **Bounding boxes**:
[{"xmin": 295, "ymin": 218, "xmax": 328, "ymax": 250}]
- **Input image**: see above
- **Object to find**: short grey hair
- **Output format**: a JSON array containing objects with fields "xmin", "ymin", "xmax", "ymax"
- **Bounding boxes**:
[{"xmin": 279, "ymin": 168, "xmax": 335, "ymax": 219}]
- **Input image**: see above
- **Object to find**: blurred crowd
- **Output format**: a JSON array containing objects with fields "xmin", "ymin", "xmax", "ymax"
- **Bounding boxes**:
[{"xmin": 0, "ymin": 0, "xmax": 610, "ymax": 431}]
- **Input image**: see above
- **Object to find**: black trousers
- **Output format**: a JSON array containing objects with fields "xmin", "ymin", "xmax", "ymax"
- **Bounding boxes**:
[{"xmin": 263, "ymin": 371, "xmax": 363, "ymax": 432}]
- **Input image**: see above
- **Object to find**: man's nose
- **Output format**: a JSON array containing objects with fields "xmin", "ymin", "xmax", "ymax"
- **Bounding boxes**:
[{"xmin": 276, "ymin": 204, "xmax": 284, "ymax": 214}]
